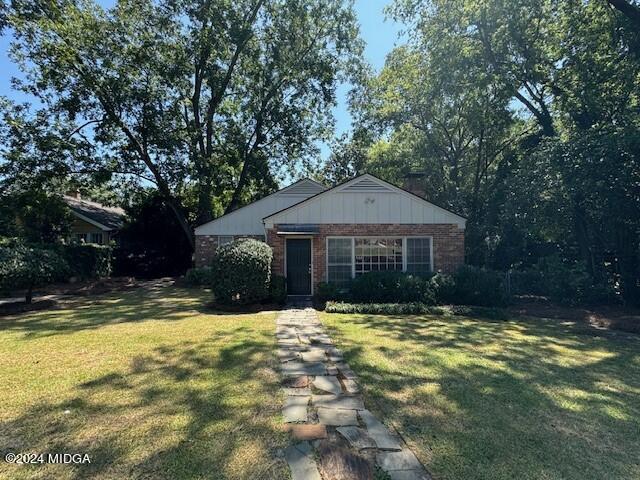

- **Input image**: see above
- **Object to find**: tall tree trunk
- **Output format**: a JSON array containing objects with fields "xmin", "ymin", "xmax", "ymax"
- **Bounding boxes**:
[{"xmin": 25, "ymin": 285, "xmax": 33, "ymax": 304}]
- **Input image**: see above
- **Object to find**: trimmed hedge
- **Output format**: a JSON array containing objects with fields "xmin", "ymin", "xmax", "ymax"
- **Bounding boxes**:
[
  {"xmin": 60, "ymin": 244, "xmax": 112, "ymax": 279},
  {"xmin": 324, "ymin": 301, "xmax": 509, "ymax": 320},
  {"xmin": 0, "ymin": 245, "xmax": 69, "ymax": 302},
  {"xmin": 210, "ymin": 239, "xmax": 272, "ymax": 305}
]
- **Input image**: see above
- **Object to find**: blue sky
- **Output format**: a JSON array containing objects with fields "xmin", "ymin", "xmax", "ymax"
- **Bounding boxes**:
[{"xmin": 0, "ymin": 0, "xmax": 401, "ymax": 155}]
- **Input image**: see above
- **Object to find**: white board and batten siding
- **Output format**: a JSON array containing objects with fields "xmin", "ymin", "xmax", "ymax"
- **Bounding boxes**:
[
  {"xmin": 264, "ymin": 174, "xmax": 466, "ymax": 229},
  {"xmin": 194, "ymin": 179, "xmax": 326, "ymax": 236}
]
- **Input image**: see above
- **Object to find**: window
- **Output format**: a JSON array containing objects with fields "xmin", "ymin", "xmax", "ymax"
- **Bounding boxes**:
[
  {"xmin": 218, "ymin": 235, "xmax": 234, "ymax": 246},
  {"xmin": 406, "ymin": 237, "xmax": 432, "ymax": 274},
  {"xmin": 75, "ymin": 233, "xmax": 87, "ymax": 243},
  {"xmin": 354, "ymin": 238, "xmax": 403, "ymax": 275},
  {"xmin": 90, "ymin": 232, "xmax": 104, "ymax": 244},
  {"xmin": 327, "ymin": 238, "xmax": 353, "ymax": 284}
]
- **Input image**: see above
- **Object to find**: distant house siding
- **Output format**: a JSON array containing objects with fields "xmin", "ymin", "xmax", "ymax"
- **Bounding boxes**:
[{"xmin": 70, "ymin": 218, "xmax": 112, "ymax": 244}]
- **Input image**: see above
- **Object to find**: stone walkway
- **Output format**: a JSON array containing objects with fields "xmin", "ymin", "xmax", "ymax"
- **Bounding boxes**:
[{"xmin": 277, "ymin": 303, "xmax": 431, "ymax": 480}]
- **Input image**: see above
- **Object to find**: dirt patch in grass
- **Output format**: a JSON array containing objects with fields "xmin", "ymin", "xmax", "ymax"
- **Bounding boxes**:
[{"xmin": 0, "ymin": 299, "xmax": 57, "ymax": 317}]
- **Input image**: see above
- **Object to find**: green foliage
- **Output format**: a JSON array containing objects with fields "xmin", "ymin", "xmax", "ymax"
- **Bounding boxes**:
[
  {"xmin": 3, "ymin": 0, "xmax": 363, "ymax": 240},
  {"xmin": 324, "ymin": 301, "xmax": 508, "ymax": 320},
  {"xmin": 315, "ymin": 282, "xmax": 343, "ymax": 302},
  {"xmin": 429, "ymin": 273, "xmax": 457, "ymax": 304},
  {"xmin": 453, "ymin": 265, "xmax": 509, "ymax": 307},
  {"xmin": 184, "ymin": 267, "xmax": 215, "ymax": 287},
  {"xmin": 59, "ymin": 244, "xmax": 113, "ymax": 279},
  {"xmin": 268, "ymin": 275, "xmax": 287, "ymax": 305},
  {"xmin": 0, "ymin": 190, "xmax": 72, "ymax": 243},
  {"xmin": 349, "ymin": 271, "xmax": 436, "ymax": 305},
  {"xmin": 210, "ymin": 239, "xmax": 272, "ymax": 305},
  {"xmin": 113, "ymin": 191, "xmax": 192, "ymax": 278},
  {"xmin": 0, "ymin": 245, "xmax": 69, "ymax": 302}
]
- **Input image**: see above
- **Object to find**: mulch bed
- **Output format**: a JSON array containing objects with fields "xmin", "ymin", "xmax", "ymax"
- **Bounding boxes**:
[{"xmin": 204, "ymin": 302, "xmax": 284, "ymax": 313}]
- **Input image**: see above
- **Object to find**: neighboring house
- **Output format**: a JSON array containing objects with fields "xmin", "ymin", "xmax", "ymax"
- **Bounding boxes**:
[
  {"xmin": 195, "ymin": 174, "xmax": 466, "ymax": 296},
  {"xmin": 63, "ymin": 192, "xmax": 125, "ymax": 245}
]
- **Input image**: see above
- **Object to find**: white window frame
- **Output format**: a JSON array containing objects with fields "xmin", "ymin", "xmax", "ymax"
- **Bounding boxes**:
[{"xmin": 325, "ymin": 236, "xmax": 433, "ymax": 282}]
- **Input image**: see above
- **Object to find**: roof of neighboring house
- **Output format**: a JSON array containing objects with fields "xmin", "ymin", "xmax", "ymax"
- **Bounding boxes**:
[{"xmin": 64, "ymin": 195, "xmax": 126, "ymax": 231}]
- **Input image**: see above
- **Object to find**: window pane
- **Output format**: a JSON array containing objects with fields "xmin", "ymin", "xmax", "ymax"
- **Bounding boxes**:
[
  {"xmin": 354, "ymin": 237, "xmax": 402, "ymax": 275},
  {"xmin": 328, "ymin": 265, "xmax": 352, "ymax": 284},
  {"xmin": 407, "ymin": 238, "xmax": 432, "ymax": 273}
]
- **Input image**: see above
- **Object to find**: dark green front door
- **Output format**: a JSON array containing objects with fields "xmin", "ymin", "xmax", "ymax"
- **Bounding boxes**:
[{"xmin": 286, "ymin": 238, "xmax": 311, "ymax": 295}]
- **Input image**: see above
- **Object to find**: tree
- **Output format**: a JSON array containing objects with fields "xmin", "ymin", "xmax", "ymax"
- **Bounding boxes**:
[{"xmin": 4, "ymin": 0, "xmax": 362, "ymax": 246}]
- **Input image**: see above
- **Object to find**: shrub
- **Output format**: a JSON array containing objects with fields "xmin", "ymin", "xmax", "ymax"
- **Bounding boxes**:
[
  {"xmin": 0, "ymin": 245, "xmax": 69, "ymax": 302},
  {"xmin": 429, "ymin": 273, "xmax": 456, "ymax": 304},
  {"xmin": 210, "ymin": 239, "xmax": 272, "ymax": 305},
  {"xmin": 184, "ymin": 266, "xmax": 215, "ymax": 287},
  {"xmin": 349, "ymin": 271, "xmax": 436, "ymax": 304},
  {"xmin": 507, "ymin": 269, "xmax": 546, "ymax": 296},
  {"xmin": 452, "ymin": 265, "xmax": 509, "ymax": 307},
  {"xmin": 324, "ymin": 301, "xmax": 508, "ymax": 320},
  {"xmin": 269, "ymin": 275, "xmax": 287, "ymax": 305},
  {"xmin": 58, "ymin": 243, "xmax": 112, "ymax": 279},
  {"xmin": 315, "ymin": 282, "xmax": 343, "ymax": 302}
]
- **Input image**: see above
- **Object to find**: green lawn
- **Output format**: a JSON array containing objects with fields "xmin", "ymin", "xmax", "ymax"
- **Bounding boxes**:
[
  {"xmin": 321, "ymin": 312, "xmax": 640, "ymax": 480},
  {"xmin": 0, "ymin": 287, "xmax": 289, "ymax": 480}
]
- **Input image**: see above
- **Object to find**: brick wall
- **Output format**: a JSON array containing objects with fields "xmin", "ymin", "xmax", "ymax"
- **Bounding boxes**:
[
  {"xmin": 267, "ymin": 224, "xmax": 465, "ymax": 293},
  {"xmin": 194, "ymin": 235, "xmax": 265, "ymax": 267}
]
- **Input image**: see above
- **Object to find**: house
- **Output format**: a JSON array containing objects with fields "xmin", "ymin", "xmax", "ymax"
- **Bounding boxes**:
[
  {"xmin": 63, "ymin": 192, "xmax": 125, "ymax": 244},
  {"xmin": 194, "ymin": 174, "xmax": 466, "ymax": 295}
]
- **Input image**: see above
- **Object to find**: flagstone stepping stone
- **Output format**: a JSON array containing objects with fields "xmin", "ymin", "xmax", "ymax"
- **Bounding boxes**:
[
  {"xmin": 343, "ymin": 378, "xmax": 360, "ymax": 394},
  {"xmin": 283, "ymin": 376, "xmax": 310, "ymax": 388},
  {"xmin": 284, "ymin": 387, "xmax": 312, "ymax": 396},
  {"xmin": 285, "ymin": 424, "xmax": 328, "ymax": 441},
  {"xmin": 312, "ymin": 376, "xmax": 343, "ymax": 395},
  {"xmin": 312, "ymin": 395, "xmax": 365, "ymax": 410},
  {"xmin": 317, "ymin": 407, "xmax": 358, "ymax": 426},
  {"xmin": 277, "ymin": 349, "xmax": 299, "ymax": 362},
  {"xmin": 336, "ymin": 426, "xmax": 376, "ymax": 450},
  {"xmin": 283, "ymin": 396, "xmax": 309, "ymax": 423},
  {"xmin": 376, "ymin": 450, "xmax": 423, "ymax": 472},
  {"xmin": 284, "ymin": 442, "xmax": 322, "ymax": 480},
  {"xmin": 326, "ymin": 365, "xmax": 339, "ymax": 375},
  {"xmin": 300, "ymin": 349, "xmax": 326, "ymax": 362},
  {"xmin": 359, "ymin": 410, "xmax": 402, "ymax": 450},
  {"xmin": 282, "ymin": 362, "xmax": 327, "ymax": 376},
  {"xmin": 335, "ymin": 363, "xmax": 357, "ymax": 379}
]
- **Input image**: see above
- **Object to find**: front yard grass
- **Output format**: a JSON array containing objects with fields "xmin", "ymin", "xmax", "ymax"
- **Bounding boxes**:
[
  {"xmin": 0, "ymin": 286, "xmax": 288, "ymax": 480},
  {"xmin": 321, "ymin": 312, "xmax": 640, "ymax": 480}
]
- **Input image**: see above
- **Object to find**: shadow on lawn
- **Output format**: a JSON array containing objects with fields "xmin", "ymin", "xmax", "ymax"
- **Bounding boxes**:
[
  {"xmin": 327, "ymin": 314, "xmax": 640, "ymax": 480},
  {"xmin": 0, "ymin": 287, "xmax": 257, "ymax": 339},
  {"xmin": 0, "ymin": 327, "xmax": 288, "ymax": 480}
]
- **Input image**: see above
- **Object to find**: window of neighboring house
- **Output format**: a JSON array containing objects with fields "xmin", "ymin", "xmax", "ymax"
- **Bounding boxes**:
[
  {"xmin": 90, "ymin": 232, "xmax": 104, "ymax": 245},
  {"xmin": 218, "ymin": 235, "xmax": 234, "ymax": 246},
  {"xmin": 76, "ymin": 233, "xmax": 87, "ymax": 243},
  {"xmin": 406, "ymin": 237, "xmax": 433, "ymax": 274},
  {"xmin": 354, "ymin": 238, "xmax": 403, "ymax": 275},
  {"xmin": 327, "ymin": 238, "xmax": 353, "ymax": 284}
]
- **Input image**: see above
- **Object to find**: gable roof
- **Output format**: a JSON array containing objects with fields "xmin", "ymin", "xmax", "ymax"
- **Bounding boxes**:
[
  {"xmin": 262, "ymin": 173, "xmax": 467, "ymax": 224},
  {"xmin": 64, "ymin": 196, "xmax": 126, "ymax": 231},
  {"xmin": 194, "ymin": 178, "xmax": 327, "ymax": 234}
]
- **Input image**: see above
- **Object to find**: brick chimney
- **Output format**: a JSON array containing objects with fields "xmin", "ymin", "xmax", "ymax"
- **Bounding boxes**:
[
  {"xmin": 402, "ymin": 172, "xmax": 426, "ymax": 198},
  {"xmin": 67, "ymin": 189, "xmax": 81, "ymax": 199}
]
